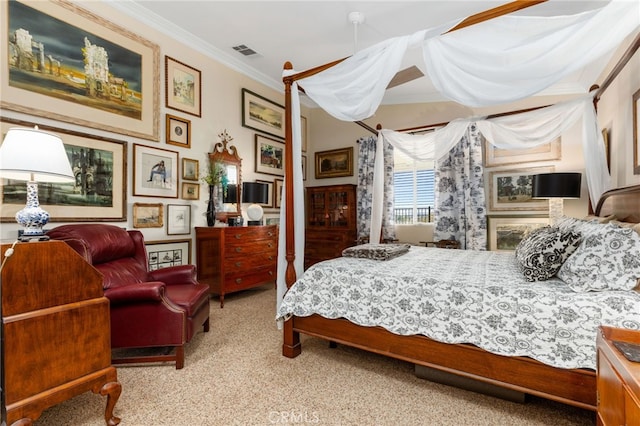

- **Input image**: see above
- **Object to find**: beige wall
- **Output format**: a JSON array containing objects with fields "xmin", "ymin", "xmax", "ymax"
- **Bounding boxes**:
[
  {"xmin": 0, "ymin": 1, "xmax": 308, "ymax": 241},
  {"xmin": 1, "ymin": 2, "xmax": 637, "ymax": 244}
]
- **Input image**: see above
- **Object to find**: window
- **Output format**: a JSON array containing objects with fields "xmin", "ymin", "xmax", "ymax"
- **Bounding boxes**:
[{"xmin": 393, "ymin": 149, "xmax": 435, "ymax": 224}]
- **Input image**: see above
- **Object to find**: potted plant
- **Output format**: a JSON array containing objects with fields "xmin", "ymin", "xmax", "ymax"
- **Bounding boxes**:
[{"xmin": 202, "ymin": 159, "xmax": 227, "ymax": 226}]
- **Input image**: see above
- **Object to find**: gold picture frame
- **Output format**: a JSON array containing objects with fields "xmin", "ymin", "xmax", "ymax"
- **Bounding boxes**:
[
  {"xmin": 242, "ymin": 88, "xmax": 285, "ymax": 139},
  {"xmin": 1, "ymin": 117, "xmax": 128, "ymax": 222},
  {"xmin": 132, "ymin": 202, "xmax": 163, "ymax": 228},
  {"xmin": 166, "ymin": 114, "xmax": 191, "ymax": 148},
  {"xmin": 165, "ymin": 56, "xmax": 202, "ymax": 117},
  {"xmin": 484, "ymin": 138, "xmax": 561, "ymax": 167},
  {"xmin": 315, "ymin": 147, "xmax": 354, "ymax": 179},
  {"xmin": 488, "ymin": 166, "xmax": 554, "ymax": 212},
  {"xmin": 182, "ymin": 158, "xmax": 199, "ymax": 181},
  {"xmin": 181, "ymin": 182, "xmax": 200, "ymax": 200},
  {"xmin": 487, "ymin": 215, "xmax": 550, "ymax": 251},
  {"xmin": 3, "ymin": 0, "xmax": 160, "ymax": 141}
]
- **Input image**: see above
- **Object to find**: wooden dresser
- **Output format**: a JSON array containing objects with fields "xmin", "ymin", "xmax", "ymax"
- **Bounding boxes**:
[
  {"xmin": 596, "ymin": 326, "xmax": 640, "ymax": 426},
  {"xmin": 195, "ymin": 225, "xmax": 277, "ymax": 307},
  {"xmin": 1, "ymin": 240, "xmax": 121, "ymax": 425},
  {"xmin": 305, "ymin": 184, "xmax": 357, "ymax": 269}
]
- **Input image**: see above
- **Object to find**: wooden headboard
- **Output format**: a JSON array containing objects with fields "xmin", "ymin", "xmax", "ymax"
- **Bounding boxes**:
[{"xmin": 595, "ymin": 184, "xmax": 640, "ymax": 222}]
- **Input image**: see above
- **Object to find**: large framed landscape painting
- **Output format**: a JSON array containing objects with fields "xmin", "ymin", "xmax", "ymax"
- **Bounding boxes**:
[
  {"xmin": 0, "ymin": 117, "xmax": 127, "ymax": 222},
  {"xmin": 2, "ymin": 0, "xmax": 160, "ymax": 141}
]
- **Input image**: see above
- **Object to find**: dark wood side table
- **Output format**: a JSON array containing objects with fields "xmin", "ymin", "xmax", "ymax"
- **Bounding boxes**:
[{"xmin": 596, "ymin": 326, "xmax": 640, "ymax": 426}]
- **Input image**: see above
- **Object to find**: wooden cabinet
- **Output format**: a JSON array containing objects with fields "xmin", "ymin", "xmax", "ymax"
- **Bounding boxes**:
[
  {"xmin": 597, "ymin": 326, "xmax": 640, "ymax": 426},
  {"xmin": 1, "ymin": 241, "xmax": 121, "ymax": 425},
  {"xmin": 195, "ymin": 225, "xmax": 277, "ymax": 307},
  {"xmin": 305, "ymin": 184, "xmax": 357, "ymax": 269}
]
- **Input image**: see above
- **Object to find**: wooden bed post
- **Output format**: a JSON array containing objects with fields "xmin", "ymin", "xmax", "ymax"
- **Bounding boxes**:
[{"xmin": 282, "ymin": 61, "xmax": 301, "ymax": 357}]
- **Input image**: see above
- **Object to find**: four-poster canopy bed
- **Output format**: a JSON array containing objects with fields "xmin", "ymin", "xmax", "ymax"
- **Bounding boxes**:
[{"xmin": 276, "ymin": 0, "xmax": 640, "ymax": 412}]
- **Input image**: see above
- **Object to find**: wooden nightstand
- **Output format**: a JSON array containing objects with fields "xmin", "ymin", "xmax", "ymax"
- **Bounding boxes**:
[
  {"xmin": 195, "ymin": 225, "xmax": 277, "ymax": 307},
  {"xmin": 596, "ymin": 326, "xmax": 640, "ymax": 426}
]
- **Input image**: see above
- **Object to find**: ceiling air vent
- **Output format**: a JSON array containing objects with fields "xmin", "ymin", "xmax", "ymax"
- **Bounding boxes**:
[{"xmin": 232, "ymin": 44, "xmax": 258, "ymax": 56}]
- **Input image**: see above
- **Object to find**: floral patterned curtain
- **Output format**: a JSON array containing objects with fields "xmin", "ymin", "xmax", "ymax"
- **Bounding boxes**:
[
  {"xmin": 357, "ymin": 135, "xmax": 396, "ymax": 243},
  {"xmin": 434, "ymin": 123, "xmax": 487, "ymax": 250}
]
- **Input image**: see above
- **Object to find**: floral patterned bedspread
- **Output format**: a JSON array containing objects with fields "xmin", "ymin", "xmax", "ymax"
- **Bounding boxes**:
[{"xmin": 276, "ymin": 246, "xmax": 640, "ymax": 369}]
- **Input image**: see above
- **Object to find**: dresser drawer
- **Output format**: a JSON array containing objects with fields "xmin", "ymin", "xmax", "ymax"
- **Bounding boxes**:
[
  {"xmin": 225, "ymin": 266, "xmax": 276, "ymax": 290},
  {"xmin": 225, "ymin": 226, "xmax": 276, "ymax": 243},
  {"xmin": 225, "ymin": 252, "xmax": 277, "ymax": 273},
  {"xmin": 226, "ymin": 239, "xmax": 276, "ymax": 254}
]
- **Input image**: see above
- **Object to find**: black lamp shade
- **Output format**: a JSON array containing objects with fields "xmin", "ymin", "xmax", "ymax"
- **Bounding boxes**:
[
  {"xmin": 532, "ymin": 173, "xmax": 581, "ymax": 199},
  {"xmin": 242, "ymin": 182, "xmax": 268, "ymax": 204},
  {"xmin": 223, "ymin": 184, "xmax": 237, "ymax": 203}
]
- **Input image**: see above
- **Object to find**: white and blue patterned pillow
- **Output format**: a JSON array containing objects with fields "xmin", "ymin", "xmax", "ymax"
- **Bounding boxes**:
[
  {"xmin": 515, "ymin": 226, "xmax": 582, "ymax": 282},
  {"xmin": 557, "ymin": 223, "xmax": 640, "ymax": 292}
]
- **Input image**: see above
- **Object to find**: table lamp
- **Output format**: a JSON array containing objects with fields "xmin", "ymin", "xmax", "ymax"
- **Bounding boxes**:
[
  {"xmin": 532, "ymin": 172, "xmax": 581, "ymax": 224},
  {"xmin": 242, "ymin": 182, "xmax": 268, "ymax": 226},
  {"xmin": 0, "ymin": 126, "xmax": 74, "ymax": 240}
]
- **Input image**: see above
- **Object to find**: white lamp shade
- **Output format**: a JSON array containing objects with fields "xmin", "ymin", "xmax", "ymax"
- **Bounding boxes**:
[{"xmin": 0, "ymin": 127, "xmax": 74, "ymax": 182}]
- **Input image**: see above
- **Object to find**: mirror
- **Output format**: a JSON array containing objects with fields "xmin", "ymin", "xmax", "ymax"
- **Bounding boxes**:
[{"xmin": 209, "ymin": 133, "xmax": 242, "ymax": 222}]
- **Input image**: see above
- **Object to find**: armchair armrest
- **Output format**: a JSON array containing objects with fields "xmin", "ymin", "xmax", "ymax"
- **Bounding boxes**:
[
  {"xmin": 149, "ymin": 264, "xmax": 198, "ymax": 286},
  {"xmin": 105, "ymin": 281, "xmax": 166, "ymax": 304}
]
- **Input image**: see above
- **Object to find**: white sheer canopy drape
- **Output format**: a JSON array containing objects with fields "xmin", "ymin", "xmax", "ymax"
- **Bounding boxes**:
[{"xmin": 277, "ymin": 0, "xmax": 639, "ymax": 312}]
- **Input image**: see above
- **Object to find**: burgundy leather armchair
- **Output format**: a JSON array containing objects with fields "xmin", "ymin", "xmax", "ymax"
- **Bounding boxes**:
[{"xmin": 48, "ymin": 224, "xmax": 210, "ymax": 369}]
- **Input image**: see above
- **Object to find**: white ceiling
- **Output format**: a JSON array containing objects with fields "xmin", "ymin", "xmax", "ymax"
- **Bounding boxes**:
[{"xmin": 111, "ymin": 0, "xmax": 611, "ymax": 106}]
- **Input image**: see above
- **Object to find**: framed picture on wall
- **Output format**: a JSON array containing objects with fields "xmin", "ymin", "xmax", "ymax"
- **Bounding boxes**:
[
  {"xmin": 255, "ymin": 134, "xmax": 285, "ymax": 176},
  {"xmin": 274, "ymin": 178, "xmax": 283, "ymax": 209},
  {"xmin": 0, "ymin": 117, "xmax": 128, "ymax": 222},
  {"xmin": 484, "ymin": 138, "xmax": 561, "ymax": 167},
  {"xmin": 182, "ymin": 158, "xmax": 199, "ymax": 181},
  {"xmin": 165, "ymin": 114, "xmax": 191, "ymax": 148},
  {"xmin": 2, "ymin": 0, "xmax": 160, "ymax": 141},
  {"xmin": 256, "ymin": 179, "xmax": 274, "ymax": 208},
  {"xmin": 487, "ymin": 215, "xmax": 550, "ymax": 251},
  {"xmin": 488, "ymin": 166, "xmax": 554, "ymax": 212},
  {"xmin": 165, "ymin": 56, "xmax": 202, "ymax": 117},
  {"xmin": 145, "ymin": 239, "xmax": 191, "ymax": 271},
  {"xmin": 133, "ymin": 144, "xmax": 179, "ymax": 198},
  {"xmin": 166, "ymin": 204, "xmax": 191, "ymax": 235},
  {"xmin": 315, "ymin": 147, "xmax": 354, "ymax": 179},
  {"xmin": 242, "ymin": 88, "xmax": 285, "ymax": 139},
  {"xmin": 132, "ymin": 202, "xmax": 163, "ymax": 228},
  {"xmin": 181, "ymin": 182, "xmax": 200, "ymax": 200}
]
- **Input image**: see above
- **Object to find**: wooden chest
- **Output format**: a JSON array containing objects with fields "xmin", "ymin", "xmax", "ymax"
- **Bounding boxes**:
[{"xmin": 195, "ymin": 225, "xmax": 278, "ymax": 307}]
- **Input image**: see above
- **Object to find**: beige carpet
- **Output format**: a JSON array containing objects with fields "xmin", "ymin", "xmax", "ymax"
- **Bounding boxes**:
[{"xmin": 37, "ymin": 286, "xmax": 595, "ymax": 425}]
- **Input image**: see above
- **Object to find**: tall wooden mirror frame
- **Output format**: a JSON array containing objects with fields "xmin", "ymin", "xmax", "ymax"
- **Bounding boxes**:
[{"xmin": 209, "ymin": 136, "xmax": 242, "ymax": 222}]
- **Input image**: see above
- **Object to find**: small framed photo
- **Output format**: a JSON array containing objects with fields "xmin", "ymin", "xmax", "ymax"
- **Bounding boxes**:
[
  {"xmin": 255, "ymin": 134, "xmax": 285, "ymax": 176},
  {"xmin": 242, "ymin": 88, "xmax": 284, "ymax": 139},
  {"xmin": 182, "ymin": 158, "xmax": 199, "ymax": 181},
  {"xmin": 167, "ymin": 204, "xmax": 191, "ymax": 235},
  {"xmin": 133, "ymin": 203, "xmax": 163, "ymax": 228},
  {"xmin": 145, "ymin": 239, "xmax": 191, "ymax": 271},
  {"xmin": 488, "ymin": 166, "xmax": 554, "ymax": 212},
  {"xmin": 484, "ymin": 138, "xmax": 561, "ymax": 167},
  {"xmin": 315, "ymin": 147, "xmax": 354, "ymax": 179},
  {"xmin": 487, "ymin": 215, "xmax": 550, "ymax": 251},
  {"xmin": 166, "ymin": 114, "xmax": 191, "ymax": 148},
  {"xmin": 274, "ymin": 178, "xmax": 283, "ymax": 209},
  {"xmin": 302, "ymin": 155, "xmax": 307, "ymax": 181},
  {"xmin": 182, "ymin": 182, "xmax": 200, "ymax": 200},
  {"xmin": 256, "ymin": 179, "xmax": 274, "ymax": 208},
  {"xmin": 264, "ymin": 214, "xmax": 280, "ymax": 226},
  {"xmin": 133, "ymin": 144, "xmax": 179, "ymax": 198},
  {"xmin": 301, "ymin": 116, "xmax": 308, "ymax": 152},
  {"xmin": 165, "ymin": 56, "xmax": 202, "ymax": 117}
]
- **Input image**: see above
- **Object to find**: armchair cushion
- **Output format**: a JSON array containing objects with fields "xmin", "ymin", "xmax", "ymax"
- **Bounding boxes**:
[{"xmin": 105, "ymin": 282, "xmax": 166, "ymax": 304}]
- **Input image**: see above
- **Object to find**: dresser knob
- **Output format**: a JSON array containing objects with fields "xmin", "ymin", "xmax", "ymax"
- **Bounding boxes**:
[
  {"xmin": 235, "ymin": 278, "xmax": 242, "ymax": 284},
  {"xmin": 268, "ymin": 243, "xmax": 273, "ymax": 248},
  {"xmin": 268, "ymin": 232, "xmax": 273, "ymax": 237},
  {"xmin": 235, "ymin": 234, "xmax": 241, "ymax": 239},
  {"xmin": 268, "ymin": 256, "xmax": 273, "ymax": 260},
  {"xmin": 235, "ymin": 247, "xmax": 242, "ymax": 252},
  {"xmin": 235, "ymin": 262, "xmax": 242, "ymax": 267},
  {"xmin": 268, "ymin": 271, "xmax": 273, "ymax": 276}
]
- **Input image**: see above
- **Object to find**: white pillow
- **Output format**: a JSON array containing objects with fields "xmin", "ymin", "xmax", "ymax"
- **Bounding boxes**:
[{"xmin": 557, "ymin": 223, "xmax": 640, "ymax": 292}]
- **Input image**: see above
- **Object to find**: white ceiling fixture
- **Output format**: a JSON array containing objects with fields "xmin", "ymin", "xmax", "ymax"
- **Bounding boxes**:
[{"xmin": 347, "ymin": 11, "xmax": 365, "ymax": 53}]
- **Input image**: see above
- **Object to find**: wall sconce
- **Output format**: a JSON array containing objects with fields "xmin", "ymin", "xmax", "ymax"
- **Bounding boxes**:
[
  {"xmin": 532, "ymin": 172, "xmax": 582, "ymax": 224},
  {"xmin": 242, "ymin": 182, "xmax": 268, "ymax": 226},
  {"xmin": 0, "ymin": 126, "xmax": 74, "ymax": 240}
]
